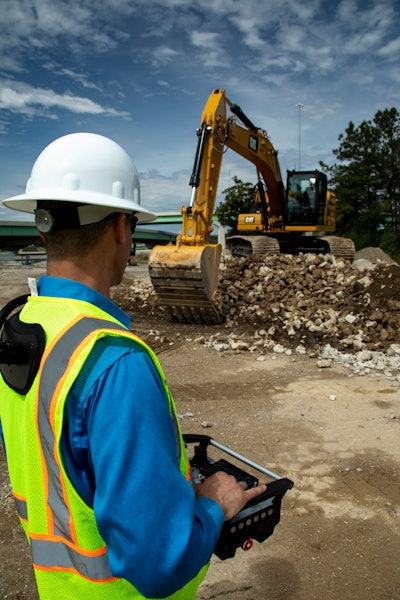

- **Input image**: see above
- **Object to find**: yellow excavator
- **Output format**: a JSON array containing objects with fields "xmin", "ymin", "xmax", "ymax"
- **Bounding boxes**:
[{"xmin": 148, "ymin": 88, "xmax": 355, "ymax": 323}]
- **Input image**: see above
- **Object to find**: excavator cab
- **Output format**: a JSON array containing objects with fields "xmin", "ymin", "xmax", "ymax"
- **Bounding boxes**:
[
  {"xmin": 285, "ymin": 170, "xmax": 327, "ymax": 227},
  {"xmin": 236, "ymin": 170, "xmax": 332, "ymax": 234}
]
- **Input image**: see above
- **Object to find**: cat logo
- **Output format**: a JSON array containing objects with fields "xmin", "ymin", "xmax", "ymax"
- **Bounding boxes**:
[
  {"xmin": 245, "ymin": 216, "xmax": 255, "ymax": 223},
  {"xmin": 249, "ymin": 135, "xmax": 258, "ymax": 152}
]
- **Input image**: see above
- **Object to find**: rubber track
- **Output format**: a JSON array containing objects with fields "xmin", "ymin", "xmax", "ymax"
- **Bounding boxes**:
[{"xmin": 321, "ymin": 236, "xmax": 356, "ymax": 261}]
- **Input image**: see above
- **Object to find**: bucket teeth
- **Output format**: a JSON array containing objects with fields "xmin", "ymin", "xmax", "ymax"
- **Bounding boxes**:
[
  {"xmin": 148, "ymin": 244, "xmax": 222, "ymax": 324},
  {"xmin": 149, "ymin": 267, "xmax": 221, "ymax": 323}
]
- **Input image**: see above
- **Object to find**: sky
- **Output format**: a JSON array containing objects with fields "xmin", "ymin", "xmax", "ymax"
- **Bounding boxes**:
[{"xmin": 0, "ymin": 0, "xmax": 399, "ymax": 227}]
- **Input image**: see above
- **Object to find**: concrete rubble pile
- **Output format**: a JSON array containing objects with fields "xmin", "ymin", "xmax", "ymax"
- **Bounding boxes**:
[
  {"xmin": 119, "ymin": 247, "xmax": 400, "ymax": 382},
  {"xmin": 210, "ymin": 248, "xmax": 400, "ymax": 382},
  {"xmin": 216, "ymin": 249, "xmax": 399, "ymax": 351}
]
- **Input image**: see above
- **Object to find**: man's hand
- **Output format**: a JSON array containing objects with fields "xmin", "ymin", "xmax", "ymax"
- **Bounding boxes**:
[{"xmin": 195, "ymin": 471, "xmax": 267, "ymax": 521}]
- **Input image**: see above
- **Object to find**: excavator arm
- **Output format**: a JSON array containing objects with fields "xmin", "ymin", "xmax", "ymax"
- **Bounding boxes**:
[
  {"xmin": 148, "ymin": 88, "xmax": 287, "ymax": 323},
  {"xmin": 181, "ymin": 90, "xmax": 227, "ymax": 246}
]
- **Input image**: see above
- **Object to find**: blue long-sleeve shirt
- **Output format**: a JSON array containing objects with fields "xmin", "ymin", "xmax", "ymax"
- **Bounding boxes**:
[{"xmin": 3, "ymin": 276, "xmax": 224, "ymax": 598}]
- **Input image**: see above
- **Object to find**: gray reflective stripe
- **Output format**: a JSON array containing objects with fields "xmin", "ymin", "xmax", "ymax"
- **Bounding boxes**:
[
  {"xmin": 31, "ymin": 537, "xmax": 114, "ymax": 580},
  {"xmin": 14, "ymin": 496, "xmax": 28, "ymax": 521},
  {"xmin": 37, "ymin": 317, "xmax": 126, "ymax": 541},
  {"xmin": 35, "ymin": 315, "xmax": 181, "ymax": 580}
]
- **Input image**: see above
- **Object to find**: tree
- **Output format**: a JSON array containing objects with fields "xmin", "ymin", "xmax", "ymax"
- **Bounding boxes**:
[
  {"xmin": 214, "ymin": 176, "xmax": 255, "ymax": 235},
  {"xmin": 321, "ymin": 107, "xmax": 400, "ymax": 258}
]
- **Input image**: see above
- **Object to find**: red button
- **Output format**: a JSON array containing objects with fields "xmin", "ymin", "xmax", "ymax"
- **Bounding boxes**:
[{"xmin": 243, "ymin": 539, "xmax": 253, "ymax": 551}]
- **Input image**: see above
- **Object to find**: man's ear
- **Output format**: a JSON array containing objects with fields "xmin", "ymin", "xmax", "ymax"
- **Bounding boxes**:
[{"xmin": 113, "ymin": 213, "xmax": 128, "ymax": 245}]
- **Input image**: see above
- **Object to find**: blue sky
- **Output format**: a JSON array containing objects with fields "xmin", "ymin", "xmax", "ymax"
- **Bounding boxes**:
[{"xmin": 1, "ymin": 0, "xmax": 399, "ymax": 225}]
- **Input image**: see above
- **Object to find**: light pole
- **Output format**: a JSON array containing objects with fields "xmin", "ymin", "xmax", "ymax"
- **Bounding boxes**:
[{"xmin": 296, "ymin": 102, "xmax": 304, "ymax": 170}]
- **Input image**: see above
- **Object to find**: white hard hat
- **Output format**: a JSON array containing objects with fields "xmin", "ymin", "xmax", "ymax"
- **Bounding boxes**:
[{"xmin": 2, "ymin": 132, "xmax": 156, "ymax": 224}]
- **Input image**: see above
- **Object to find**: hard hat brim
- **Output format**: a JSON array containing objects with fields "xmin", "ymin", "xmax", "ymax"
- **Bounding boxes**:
[{"xmin": 2, "ymin": 189, "xmax": 157, "ymax": 223}]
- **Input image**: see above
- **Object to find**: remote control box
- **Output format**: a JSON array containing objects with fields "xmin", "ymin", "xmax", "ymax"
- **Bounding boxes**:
[{"xmin": 184, "ymin": 434, "xmax": 294, "ymax": 560}]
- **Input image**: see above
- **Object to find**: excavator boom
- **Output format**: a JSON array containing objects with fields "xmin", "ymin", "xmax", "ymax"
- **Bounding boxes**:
[{"xmin": 149, "ymin": 89, "xmax": 228, "ymax": 323}]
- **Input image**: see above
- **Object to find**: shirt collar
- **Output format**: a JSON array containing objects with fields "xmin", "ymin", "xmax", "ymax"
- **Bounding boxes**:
[{"xmin": 36, "ymin": 276, "xmax": 131, "ymax": 329}]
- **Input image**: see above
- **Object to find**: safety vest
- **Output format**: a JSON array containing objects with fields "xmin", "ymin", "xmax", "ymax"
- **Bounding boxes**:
[{"xmin": 0, "ymin": 295, "xmax": 208, "ymax": 599}]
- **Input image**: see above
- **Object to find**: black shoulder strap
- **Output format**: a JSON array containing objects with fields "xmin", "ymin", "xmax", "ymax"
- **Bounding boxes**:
[{"xmin": 0, "ymin": 295, "xmax": 45, "ymax": 395}]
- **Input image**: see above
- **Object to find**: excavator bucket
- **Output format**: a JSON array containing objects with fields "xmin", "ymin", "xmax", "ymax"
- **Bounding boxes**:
[{"xmin": 148, "ymin": 243, "xmax": 222, "ymax": 323}]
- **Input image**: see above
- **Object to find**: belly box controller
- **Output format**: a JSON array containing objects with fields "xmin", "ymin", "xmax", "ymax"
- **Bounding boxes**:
[{"xmin": 184, "ymin": 434, "xmax": 294, "ymax": 560}]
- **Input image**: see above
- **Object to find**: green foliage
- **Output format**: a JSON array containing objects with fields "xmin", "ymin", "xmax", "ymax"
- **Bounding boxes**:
[
  {"xmin": 380, "ymin": 228, "xmax": 400, "ymax": 260},
  {"xmin": 214, "ymin": 176, "xmax": 255, "ymax": 235},
  {"xmin": 322, "ymin": 107, "xmax": 400, "ymax": 259}
]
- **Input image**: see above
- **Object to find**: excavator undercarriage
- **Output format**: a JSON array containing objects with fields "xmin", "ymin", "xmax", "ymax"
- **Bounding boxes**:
[{"xmin": 226, "ymin": 234, "xmax": 356, "ymax": 261}]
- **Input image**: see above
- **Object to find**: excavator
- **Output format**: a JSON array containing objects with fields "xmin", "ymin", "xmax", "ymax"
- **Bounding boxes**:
[{"xmin": 148, "ymin": 88, "xmax": 355, "ymax": 324}]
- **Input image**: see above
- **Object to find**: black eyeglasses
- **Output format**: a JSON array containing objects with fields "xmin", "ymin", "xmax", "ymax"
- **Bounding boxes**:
[
  {"xmin": 101, "ymin": 212, "xmax": 137, "ymax": 232},
  {"xmin": 126, "ymin": 214, "xmax": 138, "ymax": 232}
]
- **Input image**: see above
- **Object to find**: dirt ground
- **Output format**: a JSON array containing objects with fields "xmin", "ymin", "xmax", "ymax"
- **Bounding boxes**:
[{"xmin": 0, "ymin": 262, "xmax": 399, "ymax": 600}]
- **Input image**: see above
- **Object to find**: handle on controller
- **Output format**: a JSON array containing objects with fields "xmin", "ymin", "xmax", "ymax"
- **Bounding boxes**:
[{"xmin": 183, "ymin": 434, "xmax": 285, "ymax": 481}]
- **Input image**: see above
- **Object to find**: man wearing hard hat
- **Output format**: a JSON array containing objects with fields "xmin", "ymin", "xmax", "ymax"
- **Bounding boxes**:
[{"xmin": 0, "ymin": 133, "xmax": 265, "ymax": 599}]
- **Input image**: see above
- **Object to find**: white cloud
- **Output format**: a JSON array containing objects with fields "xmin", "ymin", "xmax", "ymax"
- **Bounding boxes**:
[
  {"xmin": 378, "ymin": 36, "xmax": 400, "ymax": 58},
  {"xmin": 191, "ymin": 31, "xmax": 220, "ymax": 50},
  {"xmin": 190, "ymin": 31, "xmax": 229, "ymax": 68},
  {"xmin": 140, "ymin": 169, "xmax": 191, "ymax": 212},
  {"xmin": 150, "ymin": 46, "xmax": 179, "ymax": 68},
  {"xmin": 0, "ymin": 0, "xmax": 128, "ymax": 76},
  {"xmin": 42, "ymin": 63, "xmax": 104, "ymax": 91},
  {"xmin": 0, "ymin": 81, "xmax": 130, "ymax": 119}
]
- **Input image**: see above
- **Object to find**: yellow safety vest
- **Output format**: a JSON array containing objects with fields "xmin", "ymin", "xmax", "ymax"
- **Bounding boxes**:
[{"xmin": 0, "ymin": 295, "xmax": 208, "ymax": 599}]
